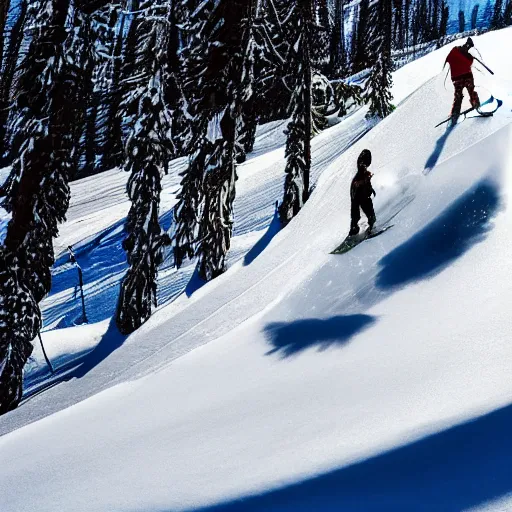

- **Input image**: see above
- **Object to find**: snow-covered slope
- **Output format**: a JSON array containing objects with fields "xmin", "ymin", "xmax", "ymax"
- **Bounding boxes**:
[{"xmin": 1, "ymin": 28, "xmax": 512, "ymax": 512}]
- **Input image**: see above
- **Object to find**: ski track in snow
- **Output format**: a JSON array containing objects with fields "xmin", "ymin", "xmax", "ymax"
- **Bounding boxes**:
[{"xmin": 2, "ymin": 28, "xmax": 512, "ymax": 512}]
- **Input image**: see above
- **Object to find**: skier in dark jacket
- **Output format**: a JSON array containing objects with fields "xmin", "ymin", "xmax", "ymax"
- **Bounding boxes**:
[
  {"xmin": 444, "ymin": 37, "xmax": 480, "ymax": 126},
  {"xmin": 349, "ymin": 149, "xmax": 376, "ymax": 236}
]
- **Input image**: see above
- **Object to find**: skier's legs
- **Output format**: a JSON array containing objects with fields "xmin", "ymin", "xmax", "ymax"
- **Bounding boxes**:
[
  {"xmin": 464, "ymin": 76, "xmax": 480, "ymax": 108},
  {"xmin": 350, "ymin": 198, "xmax": 361, "ymax": 235},
  {"xmin": 451, "ymin": 79, "xmax": 464, "ymax": 118},
  {"xmin": 360, "ymin": 197, "xmax": 376, "ymax": 230}
]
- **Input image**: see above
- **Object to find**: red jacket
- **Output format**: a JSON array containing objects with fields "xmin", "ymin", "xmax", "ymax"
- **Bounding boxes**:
[{"xmin": 446, "ymin": 47, "xmax": 474, "ymax": 79}]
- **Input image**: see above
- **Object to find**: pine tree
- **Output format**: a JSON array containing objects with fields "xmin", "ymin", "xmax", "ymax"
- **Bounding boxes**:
[
  {"xmin": 393, "ymin": 0, "xmax": 404, "ymax": 49},
  {"xmin": 0, "ymin": 0, "xmax": 9, "ymax": 70},
  {"xmin": 0, "ymin": 0, "xmax": 27, "ymax": 164},
  {"xmin": 353, "ymin": 0, "xmax": 372, "ymax": 72},
  {"xmin": 311, "ymin": 0, "xmax": 330, "ymax": 73},
  {"xmin": 404, "ymin": 0, "xmax": 411, "ymax": 47},
  {"xmin": 330, "ymin": 0, "xmax": 346, "ymax": 75},
  {"xmin": 172, "ymin": 0, "xmax": 215, "ymax": 269},
  {"xmin": 0, "ymin": 0, "xmax": 78, "ymax": 414},
  {"xmin": 471, "ymin": 4, "xmax": 480, "ymax": 29},
  {"xmin": 195, "ymin": 0, "xmax": 257, "ymax": 280},
  {"xmin": 490, "ymin": 0, "xmax": 504, "ymax": 28},
  {"xmin": 279, "ymin": 0, "xmax": 313, "ymax": 225},
  {"xmin": 458, "ymin": 10, "xmax": 466, "ymax": 32},
  {"xmin": 364, "ymin": 0, "xmax": 394, "ymax": 119},
  {"xmin": 91, "ymin": 3, "xmax": 124, "ymax": 174},
  {"xmin": 254, "ymin": 0, "xmax": 294, "ymax": 122},
  {"xmin": 430, "ymin": 0, "xmax": 440, "ymax": 39},
  {"xmin": 439, "ymin": 1, "xmax": 449, "ymax": 40},
  {"xmin": 412, "ymin": 0, "xmax": 428, "ymax": 45},
  {"xmin": 65, "ymin": 8, "xmax": 96, "ymax": 177},
  {"xmin": 101, "ymin": 4, "xmax": 128, "ymax": 172},
  {"xmin": 504, "ymin": 0, "xmax": 512, "ymax": 25},
  {"xmin": 115, "ymin": 1, "xmax": 175, "ymax": 334},
  {"xmin": 480, "ymin": 0, "xmax": 494, "ymax": 28}
]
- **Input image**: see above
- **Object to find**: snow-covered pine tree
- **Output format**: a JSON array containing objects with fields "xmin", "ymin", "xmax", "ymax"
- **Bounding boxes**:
[
  {"xmin": 253, "ymin": 0, "xmax": 293, "ymax": 123},
  {"xmin": 0, "ymin": 0, "xmax": 9, "ymax": 69},
  {"xmin": 392, "ymin": 0, "xmax": 404, "ymax": 50},
  {"xmin": 172, "ymin": 0, "xmax": 214, "ymax": 269},
  {"xmin": 311, "ymin": 0, "xmax": 330, "ymax": 74},
  {"xmin": 352, "ymin": 0, "xmax": 372, "ymax": 72},
  {"xmin": 65, "ymin": 7, "xmax": 96, "ymax": 177},
  {"xmin": 438, "ymin": 1, "xmax": 449, "ymax": 39},
  {"xmin": 279, "ymin": 0, "xmax": 313, "ymax": 226},
  {"xmin": 364, "ymin": 0, "xmax": 394, "ymax": 120},
  {"xmin": 90, "ymin": 3, "xmax": 124, "ymax": 174},
  {"xmin": 458, "ymin": 10, "xmax": 466, "ymax": 32},
  {"xmin": 167, "ymin": 0, "xmax": 194, "ymax": 157},
  {"xmin": 235, "ymin": 0, "xmax": 260, "ymax": 163},
  {"xmin": 504, "ymin": 0, "xmax": 512, "ymax": 25},
  {"xmin": 404, "ymin": 0, "xmax": 411, "ymax": 48},
  {"xmin": 0, "ymin": 0, "xmax": 27, "ymax": 164},
  {"xmin": 480, "ymin": 0, "xmax": 494, "ymax": 28},
  {"xmin": 115, "ymin": 1, "xmax": 175, "ymax": 334},
  {"xmin": 471, "ymin": 4, "xmax": 480, "ymax": 29},
  {"xmin": 490, "ymin": 0, "xmax": 504, "ymax": 28},
  {"xmin": 195, "ymin": 0, "xmax": 257, "ymax": 280},
  {"xmin": 79, "ymin": 3, "xmax": 122, "ymax": 176},
  {"xmin": 430, "ymin": 0, "xmax": 440, "ymax": 39},
  {"xmin": 101, "ymin": 3, "xmax": 128, "ymax": 172},
  {"xmin": 329, "ymin": 0, "xmax": 346, "ymax": 76},
  {"xmin": 0, "ymin": 0, "xmax": 78, "ymax": 414},
  {"xmin": 412, "ymin": 0, "xmax": 428, "ymax": 45}
]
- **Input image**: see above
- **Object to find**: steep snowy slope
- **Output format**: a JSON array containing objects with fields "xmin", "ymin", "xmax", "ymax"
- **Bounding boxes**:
[{"xmin": 1, "ymin": 28, "xmax": 512, "ymax": 512}]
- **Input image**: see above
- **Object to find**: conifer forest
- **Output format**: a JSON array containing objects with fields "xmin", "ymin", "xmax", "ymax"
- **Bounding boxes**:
[{"xmin": 0, "ymin": 0, "xmax": 511, "ymax": 415}]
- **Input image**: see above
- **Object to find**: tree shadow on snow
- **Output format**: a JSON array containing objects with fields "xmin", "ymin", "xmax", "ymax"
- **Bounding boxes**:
[
  {"xmin": 264, "ymin": 315, "xmax": 377, "ymax": 358},
  {"xmin": 189, "ymin": 402, "xmax": 512, "ymax": 512},
  {"xmin": 377, "ymin": 178, "xmax": 500, "ymax": 290},
  {"xmin": 244, "ymin": 208, "xmax": 281, "ymax": 266},
  {"xmin": 69, "ymin": 316, "xmax": 127, "ymax": 379},
  {"xmin": 424, "ymin": 123, "xmax": 455, "ymax": 172},
  {"xmin": 185, "ymin": 266, "xmax": 207, "ymax": 297},
  {"xmin": 45, "ymin": 209, "xmax": 175, "ymax": 328}
]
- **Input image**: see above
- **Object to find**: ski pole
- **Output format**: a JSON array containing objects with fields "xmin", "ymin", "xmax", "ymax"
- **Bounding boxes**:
[
  {"xmin": 68, "ymin": 246, "xmax": 88, "ymax": 324},
  {"xmin": 38, "ymin": 332, "xmax": 54, "ymax": 374},
  {"xmin": 473, "ymin": 56, "xmax": 494, "ymax": 75}
]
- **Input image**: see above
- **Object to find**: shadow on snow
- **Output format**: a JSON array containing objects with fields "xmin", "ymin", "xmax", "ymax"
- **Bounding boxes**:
[
  {"xmin": 424, "ymin": 123, "xmax": 454, "ymax": 172},
  {"xmin": 188, "ymin": 402, "xmax": 512, "ymax": 512},
  {"xmin": 244, "ymin": 207, "xmax": 281, "ymax": 266},
  {"xmin": 376, "ymin": 178, "xmax": 501, "ymax": 290},
  {"xmin": 264, "ymin": 315, "xmax": 377, "ymax": 358},
  {"xmin": 69, "ymin": 316, "xmax": 127, "ymax": 379}
]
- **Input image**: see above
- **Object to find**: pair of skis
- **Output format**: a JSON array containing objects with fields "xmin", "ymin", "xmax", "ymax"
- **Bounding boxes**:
[{"xmin": 435, "ymin": 95, "xmax": 503, "ymax": 128}]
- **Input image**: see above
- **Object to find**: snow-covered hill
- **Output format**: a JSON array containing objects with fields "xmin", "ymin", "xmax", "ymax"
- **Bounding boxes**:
[{"xmin": 1, "ymin": 28, "xmax": 512, "ymax": 512}]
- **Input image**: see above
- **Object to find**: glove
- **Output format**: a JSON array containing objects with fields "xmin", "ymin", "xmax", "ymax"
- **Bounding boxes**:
[{"xmin": 372, "ymin": 188, "xmax": 376, "ymax": 197}]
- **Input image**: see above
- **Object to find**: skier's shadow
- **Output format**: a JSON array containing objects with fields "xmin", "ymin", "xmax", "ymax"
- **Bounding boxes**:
[{"xmin": 425, "ymin": 124, "xmax": 455, "ymax": 172}]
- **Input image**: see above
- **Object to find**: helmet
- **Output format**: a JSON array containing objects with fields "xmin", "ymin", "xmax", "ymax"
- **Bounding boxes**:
[
  {"xmin": 357, "ymin": 149, "xmax": 372, "ymax": 167},
  {"xmin": 466, "ymin": 37, "xmax": 474, "ymax": 48}
]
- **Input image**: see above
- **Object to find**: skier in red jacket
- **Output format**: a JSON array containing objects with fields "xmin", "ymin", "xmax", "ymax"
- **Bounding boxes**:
[{"xmin": 444, "ymin": 37, "xmax": 480, "ymax": 126}]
